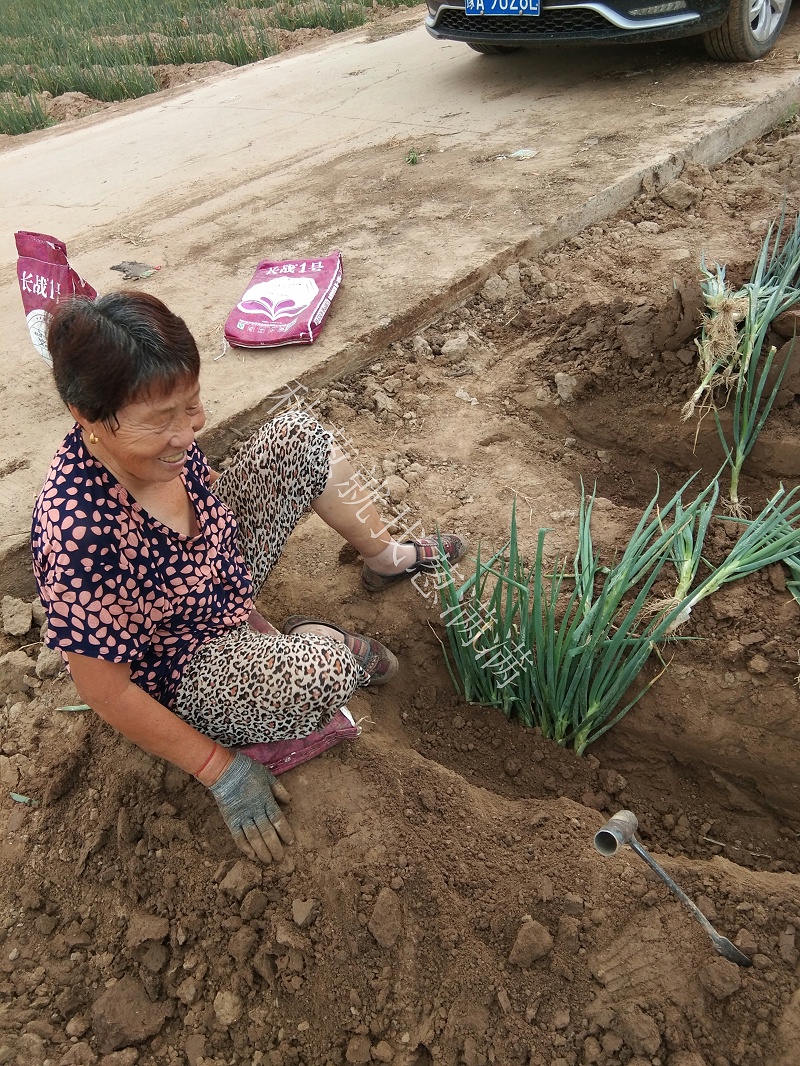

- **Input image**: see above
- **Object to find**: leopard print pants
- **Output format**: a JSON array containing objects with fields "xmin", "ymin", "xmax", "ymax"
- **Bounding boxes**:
[{"xmin": 174, "ymin": 410, "xmax": 369, "ymax": 746}]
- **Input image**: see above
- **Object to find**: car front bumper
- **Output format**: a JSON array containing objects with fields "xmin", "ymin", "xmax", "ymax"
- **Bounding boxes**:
[{"xmin": 425, "ymin": 0, "xmax": 729, "ymax": 44}]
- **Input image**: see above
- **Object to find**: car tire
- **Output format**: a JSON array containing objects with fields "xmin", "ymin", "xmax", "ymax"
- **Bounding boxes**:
[
  {"xmin": 702, "ymin": 0, "xmax": 791, "ymax": 60},
  {"xmin": 467, "ymin": 41, "xmax": 521, "ymax": 53}
]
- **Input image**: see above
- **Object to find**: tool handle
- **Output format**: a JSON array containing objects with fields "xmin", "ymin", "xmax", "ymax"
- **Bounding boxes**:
[{"xmin": 628, "ymin": 837, "xmax": 718, "ymax": 939}]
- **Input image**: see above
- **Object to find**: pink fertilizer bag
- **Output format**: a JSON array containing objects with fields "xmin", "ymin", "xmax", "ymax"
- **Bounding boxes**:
[
  {"xmin": 224, "ymin": 251, "xmax": 342, "ymax": 349},
  {"xmin": 15, "ymin": 231, "xmax": 97, "ymax": 365}
]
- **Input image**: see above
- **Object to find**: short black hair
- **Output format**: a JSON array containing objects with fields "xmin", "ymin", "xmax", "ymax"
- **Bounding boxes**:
[{"xmin": 48, "ymin": 291, "xmax": 201, "ymax": 428}]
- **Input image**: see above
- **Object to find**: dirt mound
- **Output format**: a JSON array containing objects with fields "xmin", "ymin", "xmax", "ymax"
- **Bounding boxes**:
[
  {"xmin": 42, "ymin": 91, "xmax": 108, "ymax": 123},
  {"xmin": 2, "ymin": 126, "xmax": 800, "ymax": 1065},
  {"xmin": 150, "ymin": 64, "xmax": 234, "ymax": 92}
]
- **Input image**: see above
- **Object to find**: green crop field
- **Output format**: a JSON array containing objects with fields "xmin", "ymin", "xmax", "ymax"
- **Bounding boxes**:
[{"xmin": 0, "ymin": 0, "xmax": 415, "ymax": 134}]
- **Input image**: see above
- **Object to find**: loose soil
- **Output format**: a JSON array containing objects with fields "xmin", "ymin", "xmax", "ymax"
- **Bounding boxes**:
[{"xmin": 2, "ymin": 125, "xmax": 800, "ymax": 1066}]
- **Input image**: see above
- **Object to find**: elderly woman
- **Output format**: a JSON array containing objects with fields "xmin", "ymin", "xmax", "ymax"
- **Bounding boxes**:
[{"xmin": 32, "ymin": 292, "xmax": 465, "ymax": 865}]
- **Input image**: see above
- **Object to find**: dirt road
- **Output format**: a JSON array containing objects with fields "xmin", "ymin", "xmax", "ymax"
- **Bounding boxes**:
[{"xmin": 2, "ymin": 8, "xmax": 800, "ymax": 574}]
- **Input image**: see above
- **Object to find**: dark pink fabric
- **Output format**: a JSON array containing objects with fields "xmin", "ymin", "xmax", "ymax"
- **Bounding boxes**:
[
  {"xmin": 239, "ymin": 708, "xmax": 360, "ymax": 775},
  {"xmin": 15, "ymin": 231, "xmax": 97, "ymax": 364},
  {"xmin": 224, "ymin": 252, "xmax": 342, "ymax": 348}
]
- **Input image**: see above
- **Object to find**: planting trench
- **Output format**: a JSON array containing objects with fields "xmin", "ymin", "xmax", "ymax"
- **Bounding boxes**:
[{"xmin": 2, "ymin": 128, "xmax": 800, "ymax": 1066}]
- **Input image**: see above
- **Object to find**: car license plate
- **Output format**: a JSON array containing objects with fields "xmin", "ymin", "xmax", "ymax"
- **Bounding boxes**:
[{"xmin": 465, "ymin": 0, "xmax": 541, "ymax": 14}]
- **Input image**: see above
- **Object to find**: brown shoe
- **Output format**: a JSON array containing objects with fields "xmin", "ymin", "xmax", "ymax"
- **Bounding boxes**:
[
  {"xmin": 282, "ymin": 616, "xmax": 398, "ymax": 686},
  {"xmin": 361, "ymin": 534, "xmax": 469, "ymax": 593}
]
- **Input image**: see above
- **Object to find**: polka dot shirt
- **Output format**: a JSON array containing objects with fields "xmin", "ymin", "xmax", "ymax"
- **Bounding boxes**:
[{"xmin": 31, "ymin": 425, "xmax": 254, "ymax": 708}]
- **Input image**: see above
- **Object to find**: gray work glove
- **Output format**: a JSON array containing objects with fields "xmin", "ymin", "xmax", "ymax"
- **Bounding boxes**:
[{"xmin": 208, "ymin": 752, "xmax": 295, "ymax": 864}]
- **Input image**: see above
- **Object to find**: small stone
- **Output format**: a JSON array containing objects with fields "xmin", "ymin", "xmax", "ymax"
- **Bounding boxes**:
[
  {"xmin": 739, "ymin": 631, "xmax": 765, "ymax": 646},
  {"xmin": 698, "ymin": 958, "xmax": 742, "ymax": 1000},
  {"xmin": 503, "ymin": 757, "xmax": 522, "ymax": 778},
  {"xmin": 213, "ymin": 990, "xmax": 243, "ymax": 1027},
  {"xmin": 368, "ymin": 888, "xmax": 402, "ymax": 948},
  {"xmin": 345, "ymin": 1035, "xmax": 372, "ymax": 1064},
  {"xmin": 509, "ymin": 917, "xmax": 553, "ymax": 967},
  {"xmin": 735, "ymin": 928, "xmax": 758, "ymax": 955},
  {"xmin": 0, "ymin": 650, "xmax": 35, "ymax": 694},
  {"xmin": 553, "ymin": 1007, "xmax": 570, "ymax": 1030},
  {"xmin": 125, "ymin": 913, "xmax": 169, "ymax": 948},
  {"xmin": 372, "ymin": 1040, "xmax": 394, "ymax": 1062},
  {"xmin": 36, "ymin": 645, "xmax": 64, "ymax": 679},
  {"xmin": 183, "ymin": 1035, "xmax": 205, "ymax": 1066},
  {"xmin": 659, "ymin": 179, "xmax": 699, "ymax": 211},
  {"xmin": 372, "ymin": 390, "xmax": 396, "ymax": 414},
  {"xmin": 481, "ymin": 274, "xmax": 508, "ymax": 305},
  {"xmin": 768, "ymin": 564, "xmax": 787, "ymax": 592},
  {"xmin": 582, "ymin": 1036, "xmax": 602, "ymax": 1064},
  {"xmin": 598, "ymin": 768, "xmax": 627, "ymax": 795},
  {"xmin": 140, "ymin": 944, "xmax": 167, "ymax": 973},
  {"xmin": 31, "ymin": 598, "xmax": 47, "ymax": 626},
  {"xmin": 778, "ymin": 925, "xmax": 797, "ymax": 965},
  {"xmin": 556, "ymin": 915, "xmax": 581, "ymax": 954},
  {"xmin": 240, "ymin": 888, "xmax": 269, "ymax": 920},
  {"xmin": 292, "ymin": 898, "xmax": 319, "ymax": 928},
  {"xmin": 383, "ymin": 474, "xmax": 409, "ymax": 501},
  {"xmin": 176, "ymin": 977, "xmax": 197, "ymax": 1006},
  {"xmin": 219, "ymin": 860, "xmax": 262, "ymax": 901},
  {"xmin": 61, "ymin": 1042, "xmax": 98, "ymax": 1065},
  {"xmin": 615, "ymin": 1005, "xmax": 661, "ymax": 1055},
  {"xmin": 91, "ymin": 975, "xmax": 168, "ymax": 1054},
  {"xmin": 66, "ymin": 1016, "xmax": 90, "ymax": 1038},
  {"xmin": 563, "ymin": 893, "xmax": 584, "ymax": 915},
  {"xmin": 100, "ymin": 1051, "xmax": 139, "ymax": 1066},
  {"xmin": 747, "ymin": 655, "xmax": 769, "ymax": 675},
  {"xmin": 2, "ymin": 596, "xmax": 33, "ymax": 637},
  {"xmin": 497, "ymin": 987, "xmax": 511, "ymax": 1013},
  {"xmin": 554, "ymin": 372, "xmax": 578, "ymax": 402},
  {"xmin": 696, "ymin": 895, "xmax": 717, "ymax": 922},
  {"xmin": 412, "ymin": 335, "xmax": 432, "ymax": 359},
  {"xmin": 227, "ymin": 925, "xmax": 258, "ymax": 964},
  {"xmin": 441, "ymin": 332, "xmax": 470, "ymax": 362},
  {"xmin": 542, "ymin": 281, "xmax": 558, "ymax": 299}
]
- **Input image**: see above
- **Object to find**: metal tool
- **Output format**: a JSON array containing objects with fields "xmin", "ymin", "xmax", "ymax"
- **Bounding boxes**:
[{"xmin": 594, "ymin": 810, "xmax": 752, "ymax": 968}]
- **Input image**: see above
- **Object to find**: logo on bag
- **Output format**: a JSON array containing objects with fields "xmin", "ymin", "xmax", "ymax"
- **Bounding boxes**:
[
  {"xmin": 26, "ymin": 309, "xmax": 52, "ymax": 365},
  {"xmin": 237, "ymin": 277, "xmax": 319, "ymax": 322}
]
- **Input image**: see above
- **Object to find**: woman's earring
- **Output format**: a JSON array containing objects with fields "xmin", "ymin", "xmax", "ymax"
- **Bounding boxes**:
[{"xmin": 89, "ymin": 432, "xmax": 98, "ymax": 445}]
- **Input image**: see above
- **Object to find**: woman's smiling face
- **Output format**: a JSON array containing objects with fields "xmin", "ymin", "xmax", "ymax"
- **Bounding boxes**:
[{"xmin": 76, "ymin": 377, "xmax": 206, "ymax": 490}]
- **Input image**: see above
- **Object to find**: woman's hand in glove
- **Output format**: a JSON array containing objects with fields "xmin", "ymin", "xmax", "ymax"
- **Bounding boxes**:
[{"xmin": 206, "ymin": 750, "xmax": 295, "ymax": 863}]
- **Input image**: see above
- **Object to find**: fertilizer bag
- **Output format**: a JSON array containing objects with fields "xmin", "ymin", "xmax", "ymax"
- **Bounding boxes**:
[
  {"xmin": 224, "ymin": 251, "xmax": 342, "ymax": 348},
  {"xmin": 15, "ymin": 231, "xmax": 97, "ymax": 365}
]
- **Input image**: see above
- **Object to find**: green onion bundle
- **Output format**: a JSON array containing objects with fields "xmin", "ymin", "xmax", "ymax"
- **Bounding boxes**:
[
  {"xmin": 436, "ymin": 506, "xmax": 536, "ymax": 724},
  {"xmin": 661, "ymin": 488, "xmax": 800, "ymax": 626},
  {"xmin": 436, "ymin": 478, "xmax": 708, "ymax": 755},
  {"xmin": 682, "ymin": 209, "xmax": 800, "ymax": 514},
  {"xmin": 652, "ymin": 479, "xmax": 719, "ymax": 630}
]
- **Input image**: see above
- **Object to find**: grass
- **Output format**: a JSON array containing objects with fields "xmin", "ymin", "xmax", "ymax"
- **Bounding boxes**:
[
  {"xmin": 0, "ymin": 93, "xmax": 54, "ymax": 134},
  {"xmin": 0, "ymin": 0, "xmax": 419, "ymax": 135}
]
